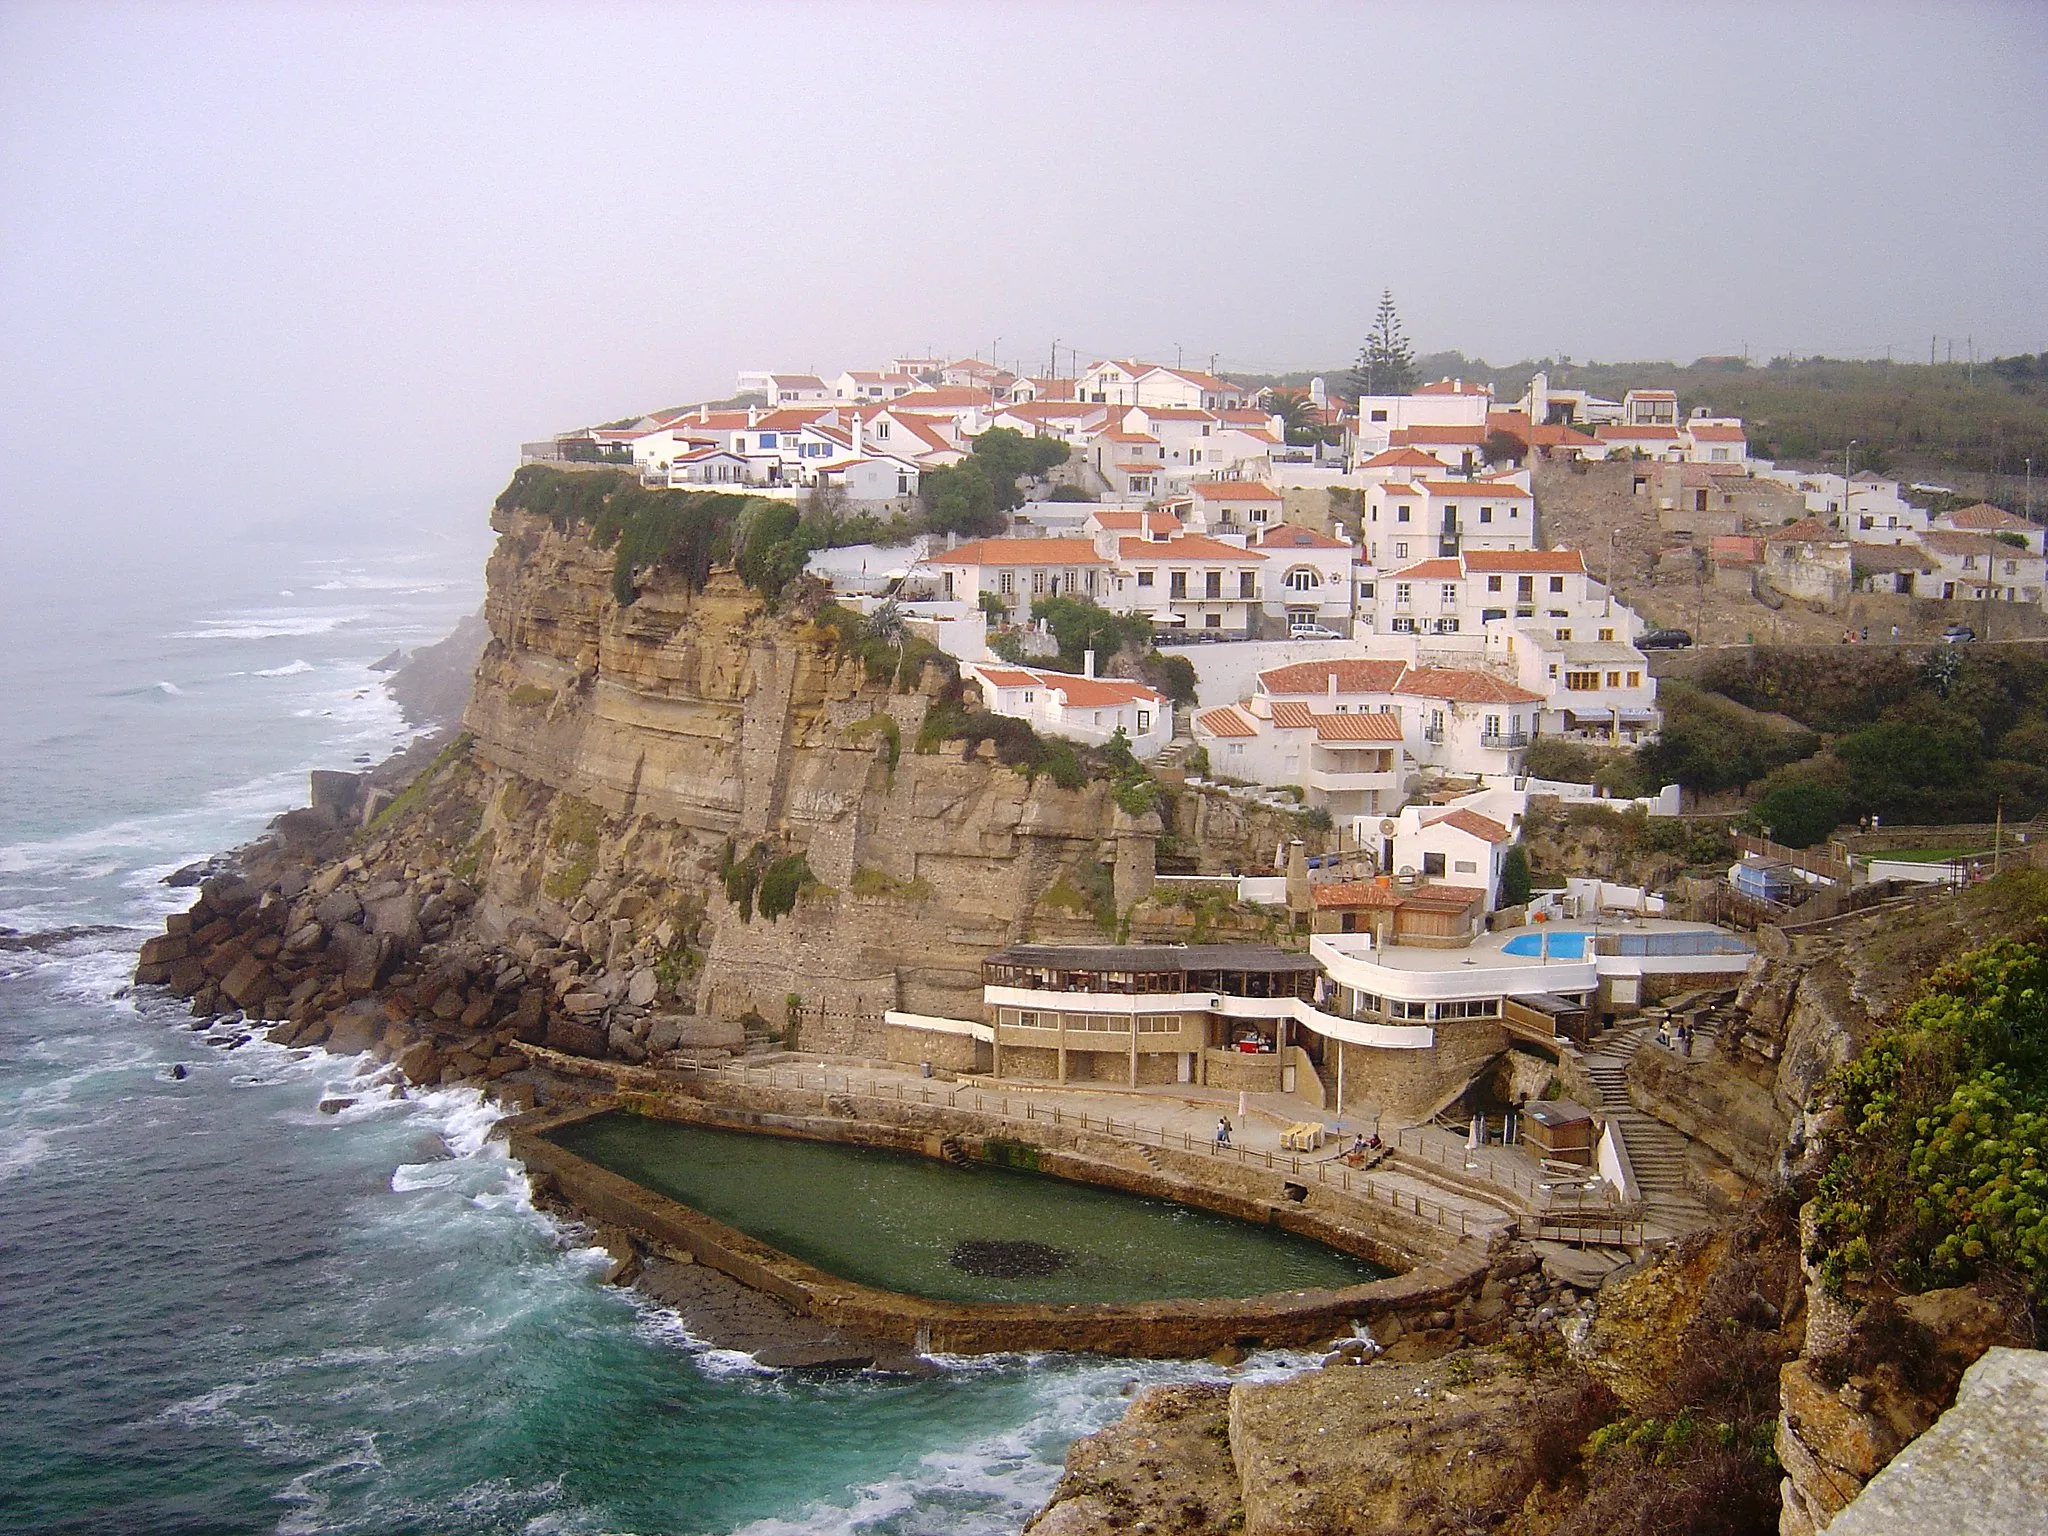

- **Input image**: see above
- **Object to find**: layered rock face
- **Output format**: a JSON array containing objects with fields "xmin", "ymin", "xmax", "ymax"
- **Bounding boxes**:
[{"xmin": 456, "ymin": 508, "xmax": 1164, "ymax": 1047}]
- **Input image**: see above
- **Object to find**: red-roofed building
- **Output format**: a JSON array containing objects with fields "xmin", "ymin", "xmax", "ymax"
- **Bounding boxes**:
[
  {"xmin": 1252, "ymin": 523, "xmax": 1358, "ymax": 633},
  {"xmin": 1933, "ymin": 503, "xmax": 2045, "ymax": 556},
  {"xmin": 1352, "ymin": 379, "xmax": 1492, "ymax": 465},
  {"xmin": 1682, "ymin": 418, "xmax": 1749, "ymax": 468},
  {"xmin": 1360, "ymin": 477, "xmax": 1536, "ymax": 569},
  {"xmin": 963, "ymin": 659, "xmax": 1171, "ymax": 757},
  {"xmin": 1622, "ymin": 389, "xmax": 1680, "ymax": 427},
  {"xmin": 1595, "ymin": 423, "xmax": 1686, "ymax": 461},
  {"xmin": 919, "ymin": 537, "xmax": 1112, "ymax": 622},
  {"xmin": 1114, "ymin": 533, "xmax": 1268, "ymax": 636}
]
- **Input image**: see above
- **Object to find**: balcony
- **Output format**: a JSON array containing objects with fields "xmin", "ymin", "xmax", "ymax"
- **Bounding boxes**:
[
  {"xmin": 1422, "ymin": 725, "xmax": 1445, "ymax": 744},
  {"xmin": 1480, "ymin": 730, "xmax": 1529, "ymax": 749}
]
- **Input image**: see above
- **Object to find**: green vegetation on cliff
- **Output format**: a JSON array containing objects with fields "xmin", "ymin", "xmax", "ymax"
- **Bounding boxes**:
[{"xmin": 1813, "ymin": 886, "xmax": 2048, "ymax": 1311}]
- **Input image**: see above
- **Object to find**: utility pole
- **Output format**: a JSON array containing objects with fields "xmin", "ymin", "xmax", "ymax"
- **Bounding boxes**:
[{"xmin": 1049, "ymin": 338, "xmax": 1058, "ymax": 381}]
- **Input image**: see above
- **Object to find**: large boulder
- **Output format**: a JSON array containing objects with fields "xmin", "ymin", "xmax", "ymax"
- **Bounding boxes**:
[
  {"xmin": 362, "ymin": 890, "xmax": 421, "ymax": 953},
  {"xmin": 314, "ymin": 889, "xmax": 362, "ymax": 927},
  {"xmin": 545, "ymin": 1015, "xmax": 608, "ymax": 1058},
  {"xmin": 324, "ymin": 1003, "xmax": 385, "ymax": 1056}
]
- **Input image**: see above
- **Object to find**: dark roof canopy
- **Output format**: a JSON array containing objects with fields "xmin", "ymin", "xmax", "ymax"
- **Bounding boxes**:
[{"xmin": 986, "ymin": 943, "xmax": 1318, "ymax": 974}]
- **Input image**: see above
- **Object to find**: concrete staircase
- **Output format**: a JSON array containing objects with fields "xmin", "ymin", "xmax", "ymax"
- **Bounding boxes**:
[{"xmin": 1582, "ymin": 1024, "xmax": 1712, "ymax": 1241}]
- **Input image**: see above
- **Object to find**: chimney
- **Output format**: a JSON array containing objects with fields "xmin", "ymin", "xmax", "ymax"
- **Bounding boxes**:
[
  {"xmin": 851, "ymin": 415, "xmax": 864, "ymax": 454},
  {"xmin": 698, "ymin": 403, "xmax": 709, "ymax": 424},
  {"xmin": 748, "ymin": 406, "xmax": 762, "ymax": 427},
  {"xmin": 1083, "ymin": 649, "xmax": 1096, "ymax": 678},
  {"xmin": 1328, "ymin": 672, "xmax": 1338, "ymax": 701}
]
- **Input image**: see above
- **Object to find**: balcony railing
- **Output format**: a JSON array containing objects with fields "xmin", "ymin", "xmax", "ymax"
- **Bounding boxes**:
[
  {"xmin": 1480, "ymin": 730, "xmax": 1530, "ymax": 749},
  {"xmin": 1422, "ymin": 725, "xmax": 1445, "ymax": 743}
]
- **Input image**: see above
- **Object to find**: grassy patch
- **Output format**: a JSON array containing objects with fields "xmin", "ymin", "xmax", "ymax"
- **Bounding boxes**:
[
  {"xmin": 365, "ymin": 734, "xmax": 472, "ymax": 835},
  {"xmin": 849, "ymin": 866, "xmax": 933, "ymax": 902},
  {"xmin": 508, "ymin": 683, "xmax": 556, "ymax": 709},
  {"xmin": 847, "ymin": 712, "xmax": 902, "ymax": 771}
]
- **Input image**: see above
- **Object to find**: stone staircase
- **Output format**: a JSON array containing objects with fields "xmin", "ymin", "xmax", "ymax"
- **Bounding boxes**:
[
  {"xmin": 1152, "ymin": 728, "xmax": 1198, "ymax": 773},
  {"xmin": 1134, "ymin": 1142, "xmax": 1167, "ymax": 1175},
  {"xmin": 1581, "ymin": 1024, "xmax": 1712, "ymax": 1240}
]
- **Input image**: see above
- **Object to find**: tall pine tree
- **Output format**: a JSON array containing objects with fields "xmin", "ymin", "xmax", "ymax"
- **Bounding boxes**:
[{"xmin": 1350, "ymin": 289, "xmax": 1417, "ymax": 397}]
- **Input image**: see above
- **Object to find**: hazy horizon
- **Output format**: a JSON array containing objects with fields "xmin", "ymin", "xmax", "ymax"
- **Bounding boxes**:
[{"xmin": 3, "ymin": 0, "xmax": 2044, "ymax": 558}]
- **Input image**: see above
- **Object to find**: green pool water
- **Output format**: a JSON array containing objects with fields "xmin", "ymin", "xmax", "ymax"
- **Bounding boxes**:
[{"xmin": 549, "ymin": 1114, "xmax": 1388, "ymax": 1305}]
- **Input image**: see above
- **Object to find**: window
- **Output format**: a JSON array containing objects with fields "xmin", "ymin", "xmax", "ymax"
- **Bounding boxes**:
[
  {"xmin": 897, "ymin": 472, "xmax": 910, "ymax": 493},
  {"xmin": 874, "ymin": 420, "xmax": 890, "ymax": 439},
  {"xmin": 1032, "ymin": 569, "xmax": 1046, "ymax": 594},
  {"xmin": 1564, "ymin": 670, "xmax": 1600, "ymax": 690},
  {"xmin": 1137, "ymin": 570, "xmax": 1154, "ymax": 587},
  {"xmin": 1284, "ymin": 566, "xmax": 1318, "ymax": 592},
  {"xmin": 1022, "ymin": 690, "xmax": 1034, "ymax": 703},
  {"xmin": 1358, "ymin": 581, "xmax": 1376, "ymax": 599},
  {"xmin": 759, "ymin": 433, "xmax": 777, "ymax": 448},
  {"xmin": 1397, "ymin": 505, "xmax": 1411, "ymax": 523},
  {"xmin": 1394, "ymin": 581, "xmax": 1412, "ymax": 605},
  {"xmin": 1370, "ymin": 409, "xmax": 1389, "ymax": 422},
  {"xmin": 1434, "ymin": 998, "xmax": 1500, "ymax": 1020},
  {"xmin": 1453, "ymin": 859, "xmax": 1478, "ymax": 875},
  {"xmin": 1484, "ymin": 714, "xmax": 1500, "ymax": 737},
  {"xmin": 998, "ymin": 571, "xmax": 1014, "ymax": 595},
  {"xmin": 1136, "ymin": 710, "xmax": 1151, "ymax": 731},
  {"xmin": 1205, "ymin": 571, "xmax": 1222, "ymax": 599},
  {"xmin": 1440, "ymin": 583, "xmax": 1457, "ymax": 606},
  {"xmin": 1423, "ymin": 852, "xmax": 1446, "ymax": 876},
  {"xmin": 1555, "ymin": 627, "xmax": 1572, "ymax": 641},
  {"xmin": 1487, "ymin": 575, "xmax": 1502, "ymax": 592},
  {"xmin": 1169, "ymin": 571, "xmax": 1187, "ymax": 598},
  {"xmin": 1479, "ymin": 506, "xmax": 1492, "ymax": 523},
  {"xmin": 1389, "ymin": 999, "xmax": 1428, "ymax": 1020},
  {"xmin": 1517, "ymin": 576, "xmax": 1534, "ymax": 599},
  {"xmin": 1137, "ymin": 1013, "xmax": 1178, "ymax": 1032},
  {"xmin": 1204, "ymin": 612, "xmax": 1221, "ymax": 628},
  {"xmin": 1392, "ymin": 616, "xmax": 1416, "ymax": 634},
  {"xmin": 1627, "ymin": 671, "xmax": 1642, "ymax": 688},
  {"xmin": 1239, "ymin": 571, "xmax": 1256, "ymax": 599},
  {"xmin": 1549, "ymin": 576, "xmax": 1565, "ymax": 593},
  {"xmin": 1607, "ymin": 671, "xmax": 1622, "ymax": 688},
  {"xmin": 1394, "ymin": 541, "xmax": 1409, "ymax": 559},
  {"xmin": 1598, "ymin": 627, "xmax": 1614, "ymax": 641},
  {"xmin": 1436, "ymin": 617, "xmax": 1459, "ymax": 633},
  {"xmin": 1481, "ymin": 607, "xmax": 1506, "ymax": 621}
]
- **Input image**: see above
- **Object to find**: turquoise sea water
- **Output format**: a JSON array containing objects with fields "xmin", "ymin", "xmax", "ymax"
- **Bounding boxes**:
[
  {"xmin": 0, "ymin": 528, "xmax": 1294, "ymax": 1534},
  {"xmin": 553, "ymin": 1114, "xmax": 1384, "ymax": 1304}
]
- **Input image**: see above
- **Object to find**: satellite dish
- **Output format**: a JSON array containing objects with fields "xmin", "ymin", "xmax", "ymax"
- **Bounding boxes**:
[
  {"xmin": 1398, "ymin": 865, "xmax": 1418, "ymax": 878},
  {"xmin": 1379, "ymin": 819, "xmax": 1398, "ymax": 837}
]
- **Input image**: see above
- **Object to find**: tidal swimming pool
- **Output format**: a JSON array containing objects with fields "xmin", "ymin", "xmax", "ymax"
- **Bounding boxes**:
[{"xmin": 549, "ymin": 1114, "xmax": 1388, "ymax": 1305}]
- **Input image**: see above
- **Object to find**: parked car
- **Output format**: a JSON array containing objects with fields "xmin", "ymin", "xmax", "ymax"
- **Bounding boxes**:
[
  {"xmin": 1288, "ymin": 623, "xmax": 1344, "ymax": 640},
  {"xmin": 1637, "ymin": 628, "xmax": 1695, "ymax": 650},
  {"xmin": 1942, "ymin": 624, "xmax": 1977, "ymax": 644}
]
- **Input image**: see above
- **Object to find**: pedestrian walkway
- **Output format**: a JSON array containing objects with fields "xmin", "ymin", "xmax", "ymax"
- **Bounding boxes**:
[{"xmin": 1581, "ymin": 1024, "xmax": 1711, "ymax": 1241}]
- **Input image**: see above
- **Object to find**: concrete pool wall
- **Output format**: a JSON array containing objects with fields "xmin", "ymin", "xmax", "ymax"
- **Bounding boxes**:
[{"xmin": 498, "ymin": 1057, "xmax": 1501, "ymax": 1357}]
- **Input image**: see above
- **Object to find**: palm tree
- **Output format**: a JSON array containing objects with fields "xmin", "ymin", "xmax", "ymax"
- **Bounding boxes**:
[
  {"xmin": 1262, "ymin": 388, "xmax": 1316, "ymax": 437},
  {"xmin": 866, "ymin": 599, "xmax": 909, "ymax": 690}
]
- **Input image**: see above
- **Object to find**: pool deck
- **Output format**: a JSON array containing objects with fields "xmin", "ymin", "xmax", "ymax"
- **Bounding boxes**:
[{"xmin": 1330, "ymin": 917, "xmax": 1747, "ymax": 975}]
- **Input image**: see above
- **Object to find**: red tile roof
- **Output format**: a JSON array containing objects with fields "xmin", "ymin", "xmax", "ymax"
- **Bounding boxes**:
[
  {"xmin": 1919, "ymin": 530, "xmax": 2010, "ymax": 558},
  {"xmin": 1392, "ymin": 668, "xmax": 1544, "ymax": 705},
  {"xmin": 1259, "ymin": 659, "xmax": 1408, "ymax": 695},
  {"xmin": 895, "ymin": 387, "xmax": 993, "ymax": 407},
  {"xmin": 1460, "ymin": 549, "xmax": 1585, "ymax": 573},
  {"xmin": 1314, "ymin": 712, "xmax": 1405, "ymax": 742},
  {"xmin": 1253, "ymin": 524, "xmax": 1349, "ymax": 550},
  {"xmin": 1358, "ymin": 448, "xmax": 1446, "ymax": 469},
  {"xmin": 1597, "ymin": 425, "xmax": 1683, "ymax": 441},
  {"xmin": 1943, "ymin": 503, "xmax": 2034, "ymax": 532},
  {"xmin": 1046, "ymin": 674, "xmax": 1162, "ymax": 707},
  {"xmin": 1312, "ymin": 880, "xmax": 1406, "ymax": 909},
  {"xmin": 1416, "ymin": 379, "xmax": 1491, "ymax": 395},
  {"xmin": 1389, "ymin": 558, "xmax": 1464, "ymax": 581},
  {"xmin": 1389, "ymin": 425, "xmax": 1488, "ymax": 445},
  {"xmin": 1761, "ymin": 518, "xmax": 1838, "ymax": 543},
  {"xmin": 975, "ymin": 667, "xmax": 1044, "ymax": 688},
  {"xmin": 1196, "ymin": 706, "xmax": 1256, "ymax": 738},
  {"xmin": 1419, "ymin": 480, "xmax": 1532, "ymax": 500},
  {"xmin": 1118, "ymin": 535, "xmax": 1267, "ymax": 562},
  {"xmin": 1686, "ymin": 423, "xmax": 1747, "ymax": 442},
  {"xmin": 1268, "ymin": 700, "xmax": 1315, "ymax": 729},
  {"xmin": 1428, "ymin": 808, "xmax": 1512, "ymax": 843},
  {"xmin": 1191, "ymin": 480, "xmax": 1282, "ymax": 500},
  {"xmin": 932, "ymin": 537, "xmax": 1107, "ymax": 565}
]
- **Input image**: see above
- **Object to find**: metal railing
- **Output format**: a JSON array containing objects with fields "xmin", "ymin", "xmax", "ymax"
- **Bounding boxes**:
[
  {"xmin": 632, "ymin": 1055, "xmax": 1510, "ymax": 1236},
  {"xmin": 1480, "ymin": 731, "xmax": 1530, "ymax": 749}
]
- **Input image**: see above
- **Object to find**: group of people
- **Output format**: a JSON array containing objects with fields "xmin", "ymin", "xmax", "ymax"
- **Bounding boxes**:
[{"xmin": 1656, "ymin": 1017, "xmax": 1697, "ymax": 1057}]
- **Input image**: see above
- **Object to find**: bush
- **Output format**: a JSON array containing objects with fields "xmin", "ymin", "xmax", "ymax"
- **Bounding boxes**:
[
  {"xmin": 1029, "ymin": 595, "xmax": 1154, "ymax": 674},
  {"xmin": 1500, "ymin": 844, "xmax": 1533, "ymax": 906},
  {"xmin": 1636, "ymin": 681, "xmax": 1820, "ymax": 793},
  {"xmin": 1525, "ymin": 737, "xmax": 1601, "ymax": 784},
  {"xmin": 1046, "ymin": 484, "xmax": 1096, "ymax": 502},
  {"xmin": 1812, "ymin": 923, "xmax": 2048, "ymax": 1309},
  {"xmin": 1749, "ymin": 780, "xmax": 1848, "ymax": 849},
  {"xmin": 757, "ymin": 854, "xmax": 812, "ymax": 921}
]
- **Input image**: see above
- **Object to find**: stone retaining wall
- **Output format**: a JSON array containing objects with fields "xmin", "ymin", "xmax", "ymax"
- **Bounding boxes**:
[{"xmin": 500, "ymin": 1083, "xmax": 1498, "ymax": 1358}]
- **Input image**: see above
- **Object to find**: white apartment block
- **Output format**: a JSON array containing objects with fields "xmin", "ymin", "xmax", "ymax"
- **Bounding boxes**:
[
  {"xmin": 1352, "ymin": 379, "xmax": 1491, "ymax": 460},
  {"xmin": 963, "ymin": 661, "xmax": 1172, "ymax": 758},
  {"xmin": 1359, "ymin": 478, "xmax": 1536, "ymax": 567}
]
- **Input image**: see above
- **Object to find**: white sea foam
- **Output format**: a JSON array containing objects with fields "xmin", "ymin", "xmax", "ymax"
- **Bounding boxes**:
[
  {"xmin": 255, "ymin": 659, "xmax": 315, "ymax": 677},
  {"xmin": 156, "ymin": 680, "xmax": 184, "ymax": 695},
  {"xmin": 170, "ymin": 611, "xmax": 360, "ymax": 641}
]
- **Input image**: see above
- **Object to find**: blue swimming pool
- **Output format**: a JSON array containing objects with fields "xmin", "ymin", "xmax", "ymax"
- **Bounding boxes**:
[{"xmin": 1503, "ymin": 931, "xmax": 1589, "ymax": 957}]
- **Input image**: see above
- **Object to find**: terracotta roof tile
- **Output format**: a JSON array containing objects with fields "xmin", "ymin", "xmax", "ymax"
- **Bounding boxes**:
[
  {"xmin": 1196, "ymin": 706, "xmax": 1256, "ymax": 738},
  {"xmin": 1258, "ymin": 659, "xmax": 1408, "ymax": 695},
  {"xmin": 1460, "ymin": 549, "xmax": 1585, "ymax": 573},
  {"xmin": 1191, "ymin": 480, "xmax": 1282, "ymax": 500},
  {"xmin": 930, "ymin": 537, "xmax": 1107, "ymax": 565},
  {"xmin": 1254, "ymin": 524, "xmax": 1348, "ymax": 550},
  {"xmin": 1312, "ymin": 880, "xmax": 1406, "ymax": 909},
  {"xmin": 1390, "ymin": 558, "xmax": 1464, "ymax": 581},
  {"xmin": 1118, "ymin": 535, "xmax": 1267, "ymax": 562},
  {"xmin": 1428, "ymin": 808, "xmax": 1512, "ymax": 843},
  {"xmin": 1313, "ymin": 712, "xmax": 1405, "ymax": 742},
  {"xmin": 1391, "ymin": 668, "xmax": 1544, "ymax": 705}
]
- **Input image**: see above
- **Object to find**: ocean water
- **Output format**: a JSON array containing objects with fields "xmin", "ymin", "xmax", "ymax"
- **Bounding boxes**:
[{"xmin": 0, "ymin": 526, "xmax": 1282, "ymax": 1535}]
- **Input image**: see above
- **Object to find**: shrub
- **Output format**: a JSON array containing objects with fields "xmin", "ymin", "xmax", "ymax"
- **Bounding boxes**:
[
  {"xmin": 756, "ymin": 854, "xmax": 812, "ymax": 921},
  {"xmin": 1636, "ymin": 681, "xmax": 1820, "ymax": 793},
  {"xmin": 1500, "ymin": 844, "xmax": 1533, "ymax": 906},
  {"xmin": 1749, "ymin": 780, "xmax": 1848, "ymax": 849},
  {"xmin": 1525, "ymin": 737, "xmax": 1600, "ymax": 784}
]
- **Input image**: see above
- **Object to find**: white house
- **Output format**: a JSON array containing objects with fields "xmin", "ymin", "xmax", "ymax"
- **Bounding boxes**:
[
  {"xmin": 814, "ymin": 455, "xmax": 921, "ymax": 503},
  {"xmin": 1622, "ymin": 389, "xmax": 1680, "ymax": 426},
  {"xmin": 1489, "ymin": 629, "xmax": 1658, "ymax": 742},
  {"xmin": 1932, "ymin": 503, "xmax": 2045, "ymax": 557},
  {"xmin": 1352, "ymin": 379, "xmax": 1492, "ymax": 460},
  {"xmin": 1595, "ymin": 424, "xmax": 1686, "ymax": 461},
  {"xmin": 736, "ymin": 372, "xmax": 833, "ymax": 405},
  {"xmin": 656, "ymin": 447, "xmax": 753, "ymax": 487},
  {"xmin": 963, "ymin": 661, "xmax": 1171, "ymax": 758},
  {"xmin": 835, "ymin": 370, "xmax": 917, "ymax": 402},
  {"xmin": 1116, "ymin": 532, "xmax": 1268, "ymax": 635},
  {"xmin": 1194, "ymin": 694, "xmax": 1406, "ymax": 819},
  {"xmin": 1133, "ymin": 366, "xmax": 1248, "ymax": 412},
  {"xmin": 1387, "ymin": 801, "xmax": 1519, "ymax": 910},
  {"xmin": 1084, "ymin": 426, "xmax": 1169, "ymax": 498},
  {"xmin": 1251, "ymin": 524, "xmax": 1356, "ymax": 632},
  {"xmin": 1682, "ymin": 419, "xmax": 1749, "ymax": 468},
  {"xmin": 921, "ymin": 536, "xmax": 1119, "ymax": 622},
  {"xmin": 1916, "ymin": 531, "xmax": 2047, "ymax": 604},
  {"xmin": 1176, "ymin": 480, "xmax": 1284, "ymax": 535},
  {"xmin": 1359, "ymin": 479, "xmax": 1536, "ymax": 566}
]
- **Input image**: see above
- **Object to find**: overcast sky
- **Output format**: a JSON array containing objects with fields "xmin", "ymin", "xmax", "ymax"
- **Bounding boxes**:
[{"xmin": 3, "ymin": 1, "xmax": 2044, "ymax": 554}]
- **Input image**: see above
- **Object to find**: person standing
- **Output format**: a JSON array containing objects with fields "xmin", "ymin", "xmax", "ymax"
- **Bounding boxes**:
[{"xmin": 1215, "ymin": 1117, "xmax": 1232, "ymax": 1147}]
